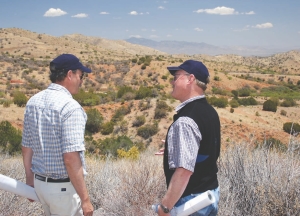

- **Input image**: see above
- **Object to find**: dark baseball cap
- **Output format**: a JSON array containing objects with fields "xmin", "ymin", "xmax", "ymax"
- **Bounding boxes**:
[
  {"xmin": 50, "ymin": 54, "xmax": 92, "ymax": 73},
  {"xmin": 167, "ymin": 60, "xmax": 209, "ymax": 84}
]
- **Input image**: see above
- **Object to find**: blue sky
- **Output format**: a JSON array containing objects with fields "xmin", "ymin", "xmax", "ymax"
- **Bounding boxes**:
[{"xmin": 1, "ymin": 0, "xmax": 300, "ymax": 48}]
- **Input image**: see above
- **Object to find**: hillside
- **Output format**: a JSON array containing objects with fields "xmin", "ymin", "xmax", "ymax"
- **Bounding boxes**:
[{"xmin": 1, "ymin": 27, "xmax": 300, "ymax": 153}]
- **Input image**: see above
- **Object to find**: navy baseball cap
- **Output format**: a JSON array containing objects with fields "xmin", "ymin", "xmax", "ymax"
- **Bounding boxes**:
[
  {"xmin": 167, "ymin": 60, "xmax": 209, "ymax": 84},
  {"xmin": 50, "ymin": 54, "xmax": 92, "ymax": 73}
]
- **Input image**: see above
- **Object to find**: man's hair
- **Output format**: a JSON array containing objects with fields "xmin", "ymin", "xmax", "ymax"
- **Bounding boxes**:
[
  {"xmin": 195, "ymin": 76, "xmax": 210, "ymax": 91},
  {"xmin": 49, "ymin": 69, "xmax": 76, "ymax": 83}
]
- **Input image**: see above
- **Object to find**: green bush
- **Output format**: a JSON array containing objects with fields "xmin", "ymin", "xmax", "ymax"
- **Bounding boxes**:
[
  {"xmin": 111, "ymin": 106, "xmax": 131, "ymax": 123},
  {"xmin": 13, "ymin": 91, "xmax": 28, "ymax": 107},
  {"xmin": 229, "ymin": 99, "xmax": 239, "ymax": 108},
  {"xmin": 280, "ymin": 110, "xmax": 287, "ymax": 116},
  {"xmin": 132, "ymin": 115, "xmax": 146, "ymax": 127},
  {"xmin": 212, "ymin": 87, "xmax": 228, "ymax": 96},
  {"xmin": 73, "ymin": 89, "xmax": 100, "ymax": 106},
  {"xmin": 280, "ymin": 98, "xmax": 297, "ymax": 107},
  {"xmin": 98, "ymin": 135, "xmax": 134, "ymax": 157},
  {"xmin": 207, "ymin": 96, "xmax": 228, "ymax": 108},
  {"xmin": 263, "ymin": 100, "xmax": 277, "ymax": 112},
  {"xmin": 135, "ymin": 86, "xmax": 153, "ymax": 99},
  {"xmin": 263, "ymin": 137, "xmax": 287, "ymax": 152},
  {"xmin": 137, "ymin": 123, "xmax": 158, "ymax": 139},
  {"xmin": 100, "ymin": 121, "xmax": 114, "ymax": 135},
  {"xmin": 0, "ymin": 121, "xmax": 22, "ymax": 155},
  {"xmin": 237, "ymin": 97, "xmax": 258, "ymax": 106},
  {"xmin": 86, "ymin": 108, "xmax": 104, "ymax": 133},
  {"xmin": 283, "ymin": 122, "xmax": 300, "ymax": 134},
  {"xmin": 117, "ymin": 86, "xmax": 134, "ymax": 99}
]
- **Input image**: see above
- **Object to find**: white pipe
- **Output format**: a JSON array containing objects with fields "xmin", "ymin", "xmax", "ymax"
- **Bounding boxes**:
[
  {"xmin": 152, "ymin": 190, "xmax": 215, "ymax": 216},
  {"xmin": 0, "ymin": 174, "xmax": 39, "ymax": 202}
]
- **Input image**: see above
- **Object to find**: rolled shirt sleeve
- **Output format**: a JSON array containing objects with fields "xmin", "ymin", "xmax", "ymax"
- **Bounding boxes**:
[{"xmin": 167, "ymin": 116, "xmax": 202, "ymax": 172}]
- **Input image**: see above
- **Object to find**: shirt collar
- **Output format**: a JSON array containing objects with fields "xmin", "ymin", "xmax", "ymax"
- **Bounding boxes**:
[
  {"xmin": 48, "ymin": 83, "xmax": 72, "ymax": 98},
  {"xmin": 175, "ymin": 95, "xmax": 205, "ymax": 112}
]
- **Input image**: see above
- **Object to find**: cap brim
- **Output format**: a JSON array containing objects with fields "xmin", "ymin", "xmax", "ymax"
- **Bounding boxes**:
[
  {"xmin": 167, "ymin": 66, "xmax": 181, "ymax": 75},
  {"xmin": 79, "ymin": 65, "xmax": 92, "ymax": 73}
]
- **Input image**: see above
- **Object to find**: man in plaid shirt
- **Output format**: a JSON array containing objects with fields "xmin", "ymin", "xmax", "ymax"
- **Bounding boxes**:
[{"xmin": 22, "ymin": 54, "xmax": 94, "ymax": 216}]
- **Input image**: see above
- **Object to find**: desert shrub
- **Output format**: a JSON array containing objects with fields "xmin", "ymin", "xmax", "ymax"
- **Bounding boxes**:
[
  {"xmin": 122, "ymin": 92, "xmax": 136, "ymax": 101},
  {"xmin": 213, "ymin": 76, "xmax": 220, "ymax": 81},
  {"xmin": 0, "ymin": 121, "xmax": 22, "ymax": 155},
  {"xmin": 100, "ymin": 121, "xmax": 114, "ymax": 135},
  {"xmin": 230, "ymin": 108, "xmax": 234, "ymax": 113},
  {"xmin": 207, "ymin": 96, "xmax": 228, "ymax": 108},
  {"xmin": 86, "ymin": 108, "xmax": 104, "ymax": 133},
  {"xmin": 13, "ymin": 91, "xmax": 28, "ymax": 107},
  {"xmin": 269, "ymin": 97, "xmax": 280, "ymax": 106},
  {"xmin": 132, "ymin": 115, "xmax": 146, "ymax": 127},
  {"xmin": 212, "ymin": 87, "xmax": 228, "ymax": 96},
  {"xmin": 237, "ymin": 97, "xmax": 258, "ymax": 106},
  {"xmin": 117, "ymin": 86, "xmax": 134, "ymax": 98},
  {"xmin": 114, "ymin": 120, "xmax": 128, "ymax": 135},
  {"xmin": 263, "ymin": 100, "xmax": 277, "ymax": 112},
  {"xmin": 229, "ymin": 99, "xmax": 239, "ymax": 108},
  {"xmin": 138, "ymin": 99, "xmax": 152, "ymax": 111},
  {"xmin": 98, "ymin": 135, "xmax": 134, "ymax": 157},
  {"xmin": 231, "ymin": 90, "xmax": 238, "ymax": 98},
  {"xmin": 117, "ymin": 146, "xmax": 139, "ymax": 160},
  {"xmin": 283, "ymin": 122, "xmax": 300, "ymax": 134},
  {"xmin": 280, "ymin": 110, "xmax": 287, "ymax": 116},
  {"xmin": 219, "ymin": 143, "xmax": 300, "ymax": 216},
  {"xmin": 111, "ymin": 106, "xmax": 131, "ymax": 123},
  {"xmin": 2, "ymin": 99, "xmax": 12, "ymax": 108},
  {"xmin": 261, "ymin": 137, "xmax": 287, "ymax": 152},
  {"xmin": 131, "ymin": 58, "xmax": 137, "ymax": 63},
  {"xmin": 74, "ymin": 89, "xmax": 100, "ymax": 106},
  {"xmin": 135, "ymin": 86, "xmax": 153, "ymax": 99},
  {"xmin": 280, "ymin": 98, "xmax": 297, "ymax": 107},
  {"xmin": 237, "ymin": 87, "xmax": 252, "ymax": 97},
  {"xmin": 137, "ymin": 123, "xmax": 159, "ymax": 139},
  {"xmin": 154, "ymin": 101, "xmax": 172, "ymax": 119}
]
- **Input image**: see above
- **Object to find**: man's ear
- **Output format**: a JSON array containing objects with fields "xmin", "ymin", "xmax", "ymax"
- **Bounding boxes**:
[
  {"xmin": 188, "ymin": 74, "xmax": 195, "ymax": 84},
  {"xmin": 66, "ymin": 70, "xmax": 73, "ymax": 80}
]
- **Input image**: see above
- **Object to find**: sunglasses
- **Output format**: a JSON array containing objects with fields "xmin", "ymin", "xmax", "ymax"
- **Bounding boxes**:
[{"xmin": 80, "ymin": 73, "xmax": 85, "ymax": 80}]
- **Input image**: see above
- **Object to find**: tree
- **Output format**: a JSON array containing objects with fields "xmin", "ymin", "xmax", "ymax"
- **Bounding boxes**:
[{"xmin": 86, "ymin": 108, "xmax": 103, "ymax": 133}]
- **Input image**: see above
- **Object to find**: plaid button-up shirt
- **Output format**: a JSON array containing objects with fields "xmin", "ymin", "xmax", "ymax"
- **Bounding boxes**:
[{"xmin": 22, "ymin": 83, "xmax": 87, "ymax": 179}]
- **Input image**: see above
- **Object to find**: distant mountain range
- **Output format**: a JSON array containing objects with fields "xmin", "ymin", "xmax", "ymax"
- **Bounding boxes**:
[{"xmin": 125, "ymin": 37, "xmax": 300, "ymax": 57}]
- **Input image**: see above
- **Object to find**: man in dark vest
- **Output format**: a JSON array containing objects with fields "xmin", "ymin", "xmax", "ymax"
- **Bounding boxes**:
[{"xmin": 157, "ymin": 60, "xmax": 220, "ymax": 216}]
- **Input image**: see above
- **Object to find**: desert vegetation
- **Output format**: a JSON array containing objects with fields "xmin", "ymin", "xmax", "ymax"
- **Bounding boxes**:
[{"xmin": 1, "ymin": 141, "xmax": 299, "ymax": 216}]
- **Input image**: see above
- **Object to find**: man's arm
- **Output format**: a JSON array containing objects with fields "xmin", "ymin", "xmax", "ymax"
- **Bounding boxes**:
[
  {"xmin": 22, "ymin": 146, "xmax": 35, "ymax": 202},
  {"xmin": 158, "ymin": 167, "xmax": 193, "ymax": 216},
  {"xmin": 22, "ymin": 146, "xmax": 34, "ymax": 186},
  {"xmin": 64, "ymin": 152, "xmax": 93, "ymax": 216}
]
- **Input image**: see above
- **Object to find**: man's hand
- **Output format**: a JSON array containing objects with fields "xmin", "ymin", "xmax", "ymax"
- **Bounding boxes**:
[
  {"xmin": 157, "ymin": 205, "xmax": 171, "ymax": 216},
  {"xmin": 155, "ymin": 139, "xmax": 165, "ymax": 155},
  {"xmin": 82, "ymin": 199, "xmax": 93, "ymax": 216}
]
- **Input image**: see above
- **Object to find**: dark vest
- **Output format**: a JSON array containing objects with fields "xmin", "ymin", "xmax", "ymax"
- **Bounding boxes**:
[{"xmin": 163, "ymin": 98, "xmax": 220, "ymax": 198}]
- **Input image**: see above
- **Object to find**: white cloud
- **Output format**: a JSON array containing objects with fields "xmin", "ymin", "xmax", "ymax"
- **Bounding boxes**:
[
  {"xmin": 245, "ymin": 11, "xmax": 255, "ymax": 15},
  {"xmin": 129, "ymin": 11, "xmax": 138, "ymax": 15},
  {"xmin": 194, "ymin": 6, "xmax": 238, "ymax": 15},
  {"xmin": 150, "ymin": 35, "xmax": 158, "ymax": 38},
  {"xmin": 71, "ymin": 13, "xmax": 88, "ymax": 18},
  {"xmin": 100, "ymin": 12, "xmax": 109, "ymax": 15},
  {"xmin": 151, "ymin": 29, "xmax": 156, "ymax": 32},
  {"xmin": 298, "ymin": 31, "xmax": 300, "ymax": 34},
  {"xmin": 166, "ymin": 34, "xmax": 172, "ymax": 37},
  {"xmin": 146, "ymin": 12, "xmax": 150, "ymax": 14},
  {"xmin": 194, "ymin": 27, "xmax": 203, "ymax": 32},
  {"xmin": 141, "ymin": 28, "xmax": 147, "ymax": 31},
  {"xmin": 130, "ymin": 35, "xmax": 142, "ymax": 38},
  {"xmin": 233, "ymin": 26, "xmax": 250, "ymax": 32},
  {"xmin": 158, "ymin": 6, "xmax": 164, "ymax": 10},
  {"xmin": 253, "ymin": 22, "xmax": 273, "ymax": 29},
  {"xmin": 126, "ymin": 30, "xmax": 129, "ymax": 32},
  {"xmin": 44, "ymin": 8, "xmax": 67, "ymax": 17}
]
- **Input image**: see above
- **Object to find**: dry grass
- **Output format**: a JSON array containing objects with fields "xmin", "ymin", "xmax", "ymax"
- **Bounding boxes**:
[{"xmin": 1, "ymin": 142, "xmax": 300, "ymax": 216}]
